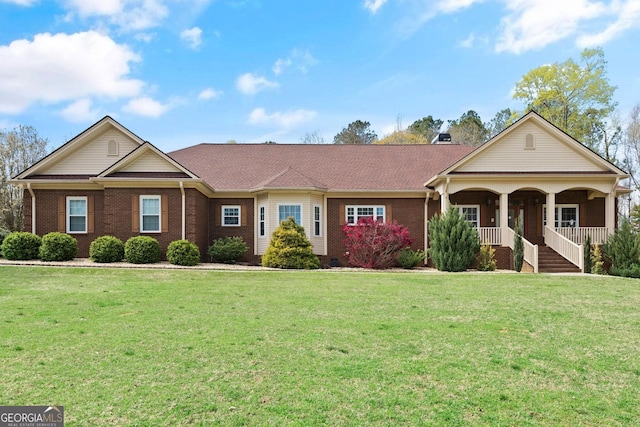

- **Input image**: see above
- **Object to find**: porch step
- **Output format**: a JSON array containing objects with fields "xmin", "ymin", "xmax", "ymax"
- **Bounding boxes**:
[{"xmin": 537, "ymin": 246, "xmax": 581, "ymax": 273}]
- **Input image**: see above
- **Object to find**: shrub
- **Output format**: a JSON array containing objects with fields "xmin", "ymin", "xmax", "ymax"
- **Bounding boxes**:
[
  {"xmin": 477, "ymin": 242, "xmax": 497, "ymax": 271},
  {"xmin": 167, "ymin": 240, "xmax": 201, "ymax": 266},
  {"xmin": 591, "ymin": 243, "xmax": 605, "ymax": 275},
  {"xmin": 0, "ymin": 228, "xmax": 11, "ymax": 257},
  {"xmin": 208, "ymin": 236, "xmax": 248, "ymax": 264},
  {"xmin": 124, "ymin": 236, "xmax": 161, "ymax": 264},
  {"xmin": 1, "ymin": 232, "xmax": 42, "ymax": 260},
  {"xmin": 39, "ymin": 232, "xmax": 78, "ymax": 261},
  {"xmin": 428, "ymin": 207, "xmax": 480, "ymax": 272},
  {"xmin": 396, "ymin": 248, "xmax": 425, "ymax": 269},
  {"xmin": 262, "ymin": 217, "xmax": 320, "ymax": 269},
  {"xmin": 604, "ymin": 219, "xmax": 640, "ymax": 276},
  {"xmin": 513, "ymin": 217, "xmax": 524, "ymax": 272},
  {"xmin": 583, "ymin": 234, "xmax": 592, "ymax": 274},
  {"xmin": 90, "ymin": 236, "xmax": 125, "ymax": 263},
  {"xmin": 342, "ymin": 217, "xmax": 413, "ymax": 269}
]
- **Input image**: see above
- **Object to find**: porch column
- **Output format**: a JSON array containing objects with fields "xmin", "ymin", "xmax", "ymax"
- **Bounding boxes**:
[
  {"xmin": 500, "ymin": 192, "xmax": 509, "ymax": 246},
  {"xmin": 546, "ymin": 193, "xmax": 556, "ymax": 234},
  {"xmin": 440, "ymin": 192, "xmax": 449, "ymax": 213},
  {"xmin": 605, "ymin": 192, "xmax": 615, "ymax": 233},
  {"xmin": 424, "ymin": 195, "xmax": 429, "ymax": 265}
]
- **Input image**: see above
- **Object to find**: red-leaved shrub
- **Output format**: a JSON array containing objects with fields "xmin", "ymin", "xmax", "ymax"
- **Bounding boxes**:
[{"xmin": 342, "ymin": 217, "xmax": 414, "ymax": 269}]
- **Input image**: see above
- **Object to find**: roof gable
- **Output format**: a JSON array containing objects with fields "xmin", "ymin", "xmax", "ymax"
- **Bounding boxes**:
[
  {"xmin": 99, "ymin": 142, "xmax": 198, "ymax": 178},
  {"xmin": 15, "ymin": 116, "xmax": 145, "ymax": 179}
]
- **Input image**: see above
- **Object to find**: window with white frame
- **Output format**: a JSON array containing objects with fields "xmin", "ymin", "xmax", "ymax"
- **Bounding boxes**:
[
  {"xmin": 67, "ymin": 196, "xmax": 87, "ymax": 233},
  {"xmin": 313, "ymin": 205, "xmax": 321, "ymax": 237},
  {"xmin": 346, "ymin": 205, "xmax": 385, "ymax": 225},
  {"xmin": 140, "ymin": 195, "xmax": 161, "ymax": 233},
  {"xmin": 259, "ymin": 206, "xmax": 266, "ymax": 236},
  {"xmin": 222, "ymin": 206, "xmax": 241, "ymax": 226},
  {"xmin": 543, "ymin": 205, "xmax": 579, "ymax": 228},
  {"xmin": 279, "ymin": 204, "xmax": 301, "ymax": 224},
  {"xmin": 456, "ymin": 205, "xmax": 480, "ymax": 228}
]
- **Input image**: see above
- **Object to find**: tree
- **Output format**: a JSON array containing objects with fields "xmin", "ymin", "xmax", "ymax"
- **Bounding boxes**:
[
  {"xmin": 447, "ymin": 110, "xmax": 489, "ymax": 147},
  {"xmin": 428, "ymin": 207, "xmax": 480, "ymax": 272},
  {"xmin": 341, "ymin": 217, "xmax": 413, "ymax": 269},
  {"xmin": 300, "ymin": 130, "xmax": 325, "ymax": 144},
  {"xmin": 261, "ymin": 217, "xmax": 320, "ymax": 269},
  {"xmin": 485, "ymin": 108, "xmax": 518, "ymax": 138},
  {"xmin": 604, "ymin": 219, "xmax": 640, "ymax": 277},
  {"xmin": 407, "ymin": 115, "xmax": 443, "ymax": 142},
  {"xmin": 513, "ymin": 217, "xmax": 524, "ymax": 272},
  {"xmin": 513, "ymin": 47, "xmax": 617, "ymax": 148},
  {"xmin": 622, "ymin": 104, "xmax": 640, "ymax": 192},
  {"xmin": 0, "ymin": 125, "xmax": 49, "ymax": 231},
  {"xmin": 333, "ymin": 120, "xmax": 377, "ymax": 144},
  {"xmin": 376, "ymin": 130, "xmax": 429, "ymax": 145}
]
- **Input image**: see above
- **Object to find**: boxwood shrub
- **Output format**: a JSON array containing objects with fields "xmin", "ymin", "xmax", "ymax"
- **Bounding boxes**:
[
  {"xmin": 124, "ymin": 236, "xmax": 161, "ymax": 264},
  {"xmin": 167, "ymin": 239, "xmax": 200, "ymax": 266},
  {"xmin": 90, "ymin": 236, "xmax": 125, "ymax": 263},
  {"xmin": 39, "ymin": 232, "xmax": 78, "ymax": 261},
  {"xmin": 208, "ymin": 236, "xmax": 248, "ymax": 264},
  {"xmin": 1, "ymin": 232, "xmax": 42, "ymax": 260},
  {"xmin": 0, "ymin": 228, "xmax": 11, "ymax": 257}
]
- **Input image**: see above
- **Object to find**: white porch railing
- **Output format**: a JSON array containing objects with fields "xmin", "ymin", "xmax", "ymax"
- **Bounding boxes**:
[
  {"xmin": 545, "ymin": 226, "xmax": 583, "ymax": 272},
  {"xmin": 555, "ymin": 227, "xmax": 609, "ymax": 245},
  {"xmin": 505, "ymin": 227, "xmax": 539, "ymax": 273},
  {"xmin": 478, "ymin": 227, "xmax": 501, "ymax": 245}
]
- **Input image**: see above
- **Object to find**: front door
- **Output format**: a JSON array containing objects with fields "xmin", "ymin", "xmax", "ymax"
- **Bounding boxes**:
[{"xmin": 508, "ymin": 205, "xmax": 524, "ymax": 230}]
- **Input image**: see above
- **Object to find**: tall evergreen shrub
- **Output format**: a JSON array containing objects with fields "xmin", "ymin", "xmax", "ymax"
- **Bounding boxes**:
[
  {"xmin": 513, "ymin": 217, "xmax": 524, "ymax": 272},
  {"xmin": 583, "ymin": 234, "xmax": 592, "ymax": 274},
  {"xmin": 261, "ymin": 217, "xmax": 320, "ymax": 269},
  {"xmin": 604, "ymin": 219, "xmax": 640, "ymax": 277},
  {"xmin": 428, "ymin": 207, "xmax": 480, "ymax": 272}
]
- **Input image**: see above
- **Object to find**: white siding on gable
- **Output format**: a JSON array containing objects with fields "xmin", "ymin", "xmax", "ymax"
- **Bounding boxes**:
[
  {"xmin": 457, "ymin": 122, "xmax": 606, "ymax": 173},
  {"xmin": 45, "ymin": 129, "xmax": 140, "ymax": 175},
  {"xmin": 120, "ymin": 151, "xmax": 182, "ymax": 173}
]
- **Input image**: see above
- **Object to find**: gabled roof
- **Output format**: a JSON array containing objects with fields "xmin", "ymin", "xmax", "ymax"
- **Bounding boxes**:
[
  {"xmin": 14, "ymin": 116, "xmax": 146, "ymax": 180},
  {"xmin": 169, "ymin": 144, "xmax": 475, "ymax": 192},
  {"xmin": 98, "ymin": 142, "xmax": 199, "ymax": 179}
]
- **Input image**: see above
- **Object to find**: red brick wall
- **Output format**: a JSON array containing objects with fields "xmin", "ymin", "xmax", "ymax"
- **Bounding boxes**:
[
  {"xmin": 209, "ymin": 198, "xmax": 256, "ymax": 263},
  {"xmin": 185, "ymin": 189, "xmax": 210, "ymax": 261}
]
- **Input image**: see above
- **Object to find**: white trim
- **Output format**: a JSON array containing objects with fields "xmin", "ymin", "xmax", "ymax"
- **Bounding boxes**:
[
  {"xmin": 278, "ymin": 203, "xmax": 302, "ymax": 224},
  {"xmin": 345, "ymin": 205, "xmax": 385, "ymax": 225},
  {"xmin": 66, "ymin": 196, "xmax": 87, "ymax": 234},
  {"xmin": 313, "ymin": 204, "xmax": 322, "ymax": 237},
  {"xmin": 455, "ymin": 204, "xmax": 480, "ymax": 228},
  {"xmin": 543, "ymin": 204, "xmax": 579, "ymax": 228},
  {"xmin": 259, "ymin": 205, "xmax": 266, "ymax": 237},
  {"xmin": 222, "ymin": 205, "xmax": 241, "ymax": 227},
  {"xmin": 140, "ymin": 195, "xmax": 161, "ymax": 233}
]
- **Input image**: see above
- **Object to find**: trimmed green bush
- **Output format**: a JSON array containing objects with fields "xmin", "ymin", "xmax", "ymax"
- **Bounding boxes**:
[
  {"xmin": 262, "ymin": 217, "xmax": 320, "ymax": 269},
  {"xmin": 208, "ymin": 236, "xmax": 248, "ymax": 264},
  {"xmin": 1, "ymin": 232, "xmax": 42, "ymax": 260},
  {"xmin": 39, "ymin": 232, "xmax": 78, "ymax": 261},
  {"xmin": 0, "ymin": 228, "xmax": 11, "ymax": 257},
  {"xmin": 477, "ymin": 242, "xmax": 497, "ymax": 271},
  {"xmin": 167, "ymin": 240, "xmax": 200, "ymax": 266},
  {"xmin": 124, "ymin": 236, "xmax": 161, "ymax": 264},
  {"xmin": 90, "ymin": 236, "xmax": 125, "ymax": 263},
  {"xmin": 428, "ymin": 207, "xmax": 480, "ymax": 272},
  {"xmin": 396, "ymin": 248, "xmax": 426, "ymax": 269}
]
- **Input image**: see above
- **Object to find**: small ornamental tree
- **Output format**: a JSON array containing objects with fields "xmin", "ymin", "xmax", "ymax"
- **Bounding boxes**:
[
  {"xmin": 513, "ymin": 217, "xmax": 524, "ymax": 272},
  {"xmin": 261, "ymin": 217, "xmax": 320, "ymax": 269},
  {"xmin": 477, "ymin": 241, "xmax": 497, "ymax": 271},
  {"xmin": 342, "ymin": 217, "xmax": 413, "ymax": 269},
  {"xmin": 428, "ymin": 207, "xmax": 479, "ymax": 272},
  {"xmin": 591, "ymin": 243, "xmax": 605, "ymax": 275},
  {"xmin": 583, "ymin": 234, "xmax": 592, "ymax": 274}
]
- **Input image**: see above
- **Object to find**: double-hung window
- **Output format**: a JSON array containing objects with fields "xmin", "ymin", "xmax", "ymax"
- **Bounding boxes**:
[
  {"xmin": 279, "ymin": 205, "xmax": 301, "ymax": 224},
  {"xmin": 313, "ymin": 205, "xmax": 321, "ymax": 237},
  {"xmin": 67, "ymin": 196, "xmax": 87, "ymax": 233},
  {"xmin": 346, "ymin": 205, "xmax": 385, "ymax": 225},
  {"xmin": 222, "ymin": 206, "xmax": 241, "ymax": 226},
  {"xmin": 259, "ymin": 206, "xmax": 266, "ymax": 236},
  {"xmin": 457, "ymin": 205, "xmax": 480, "ymax": 228},
  {"xmin": 141, "ymin": 195, "xmax": 161, "ymax": 233},
  {"xmin": 543, "ymin": 205, "xmax": 579, "ymax": 228}
]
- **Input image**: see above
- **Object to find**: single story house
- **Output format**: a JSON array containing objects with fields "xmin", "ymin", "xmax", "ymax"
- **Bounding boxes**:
[{"xmin": 11, "ymin": 111, "xmax": 629, "ymax": 272}]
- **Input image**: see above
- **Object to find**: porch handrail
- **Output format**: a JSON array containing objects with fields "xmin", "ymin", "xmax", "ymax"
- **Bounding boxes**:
[
  {"xmin": 545, "ymin": 226, "xmax": 584, "ymax": 272},
  {"xmin": 505, "ymin": 227, "xmax": 539, "ymax": 273},
  {"xmin": 478, "ymin": 227, "xmax": 501, "ymax": 245},
  {"xmin": 555, "ymin": 227, "xmax": 609, "ymax": 245}
]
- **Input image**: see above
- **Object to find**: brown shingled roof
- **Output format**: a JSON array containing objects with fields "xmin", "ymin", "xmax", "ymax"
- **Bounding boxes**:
[{"xmin": 168, "ymin": 144, "xmax": 475, "ymax": 192}]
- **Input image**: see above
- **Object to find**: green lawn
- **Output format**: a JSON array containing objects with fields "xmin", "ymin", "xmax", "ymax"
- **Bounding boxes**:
[{"xmin": 1, "ymin": 267, "xmax": 639, "ymax": 426}]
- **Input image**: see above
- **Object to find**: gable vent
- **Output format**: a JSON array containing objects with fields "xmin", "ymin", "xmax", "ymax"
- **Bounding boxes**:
[
  {"xmin": 107, "ymin": 140, "xmax": 119, "ymax": 156},
  {"xmin": 524, "ymin": 134, "xmax": 535, "ymax": 150}
]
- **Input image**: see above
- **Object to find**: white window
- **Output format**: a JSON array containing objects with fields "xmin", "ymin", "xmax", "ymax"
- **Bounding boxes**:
[
  {"xmin": 279, "ymin": 205, "xmax": 301, "ymax": 224},
  {"xmin": 222, "ymin": 206, "xmax": 241, "ymax": 227},
  {"xmin": 456, "ymin": 205, "xmax": 480, "ymax": 228},
  {"xmin": 543, "ymin": 205, "xmax": 579, "ymax": 228},
  {"xmin": 313, "ymin": 205, "xmax": 321, "ymax": 237},
  {"xmin": 346, "ymin": 205, "xmax": 385, "ymax": 225},
  {"xmin": 259, "ymin": 206, "xmax": 266, "ymax": 236},
  {"xmin": 67, "ymin": 196, "xmax": 87, "ymax": 233},
  {"xmin": 140, "ymin": 195, "xmax": 161, "ymax": 233}
]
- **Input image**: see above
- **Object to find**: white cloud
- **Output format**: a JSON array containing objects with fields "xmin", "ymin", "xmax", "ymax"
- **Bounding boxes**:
[
  {"xmin": 0, "ymin": 0, "xmax": 37, "ymax": 5},
  {"xmin": 0, "ymin": 31, "xmax": 142, "ymax": 114},
  {"xmin": 60, "ymin": 98, "xmax": 100, "ymax": 123},
  {"xmin": 459, "ymin": 33, "xmax": 475, "ymax": 48},
  {"xmin": 122, "ymin": 96, "xmax": 170, "ymax": 117},
  {"xmin": 437, "ymin": 0, "xmax": 484, "ymax": 13},
  {"xmin": 577, "ymin": 0, "xmax": 640, "ymax": 47},
  {"xmin": 364, "ymin": 0, "xmax": 387, "ymax": 13},
  {"xmin": 272, "ymin": 49, "xmax": 318, "ymax": 75},
  {"xmin": 62, "ymin": 0, "xmax": 169, "ymax": 31},
  {"xmin": 134, "ymin": 32, "xmax": 156, "ymax": 43},
  {"xmin": 198, "ymin": 87, "xmax": 221, "ymax": 100},
  {"xmin": 180, "ymin": 27, "xmax": 202, "ymax": 49},
  {"xmin": 272, "ymin": 58, "xmax": 291, "ymax": 75},
  {"xmin": 63, "ymin": 0, "xmax": 122, "ymax": 16},
  {"xmin": 495, "ymin": 0, "xmax": 607, "ymax": 54},
  {"xmin": 236, "ymin": 73, "xmax": 279, "ymax": 95},
  {"xmin": 248, "ymin": 108, "xmax": 317, "ymax": 128}
]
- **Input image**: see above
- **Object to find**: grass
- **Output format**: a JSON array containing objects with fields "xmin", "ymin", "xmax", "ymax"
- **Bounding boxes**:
[{"xmin": 1, "ymin": 267, "xmax": 640, "ymax": 426}]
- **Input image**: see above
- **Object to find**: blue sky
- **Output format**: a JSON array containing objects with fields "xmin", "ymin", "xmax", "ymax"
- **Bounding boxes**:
[{"xmin": 1, "ymin": 0, "xmax": 639, "ymax": 152}]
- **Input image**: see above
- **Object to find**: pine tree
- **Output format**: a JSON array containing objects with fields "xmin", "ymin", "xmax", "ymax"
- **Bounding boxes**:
[
  {"xmin": 428, "ymin": 207, "xmax": 480, "ymax": 272},
  {"xmin": 513, "ymin": 217, "xmax": 524, "ymax": 272},
  {"xmin": 583, "ymin": 234, "xmax": 592, "ymax": 273}
]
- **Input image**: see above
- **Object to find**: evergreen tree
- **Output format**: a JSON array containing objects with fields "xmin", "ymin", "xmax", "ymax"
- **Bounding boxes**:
[
  {"xmin": 583, "ymin": 234, "xmax": 592, "ymax": 274},
  {"xmin": 262, "ymin": 217, "xmax": 320, "ymax": 269},
  {"xmin": 513, "ymin": 217, "xmax": 524, "ymax": 272},
  {"xmin": 604, "ymin": 219, "xmax": 640, "ymax": 277},
  {"xmin": 428, "ymin": 207, "xmax": 479, "ymax": 272}
]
